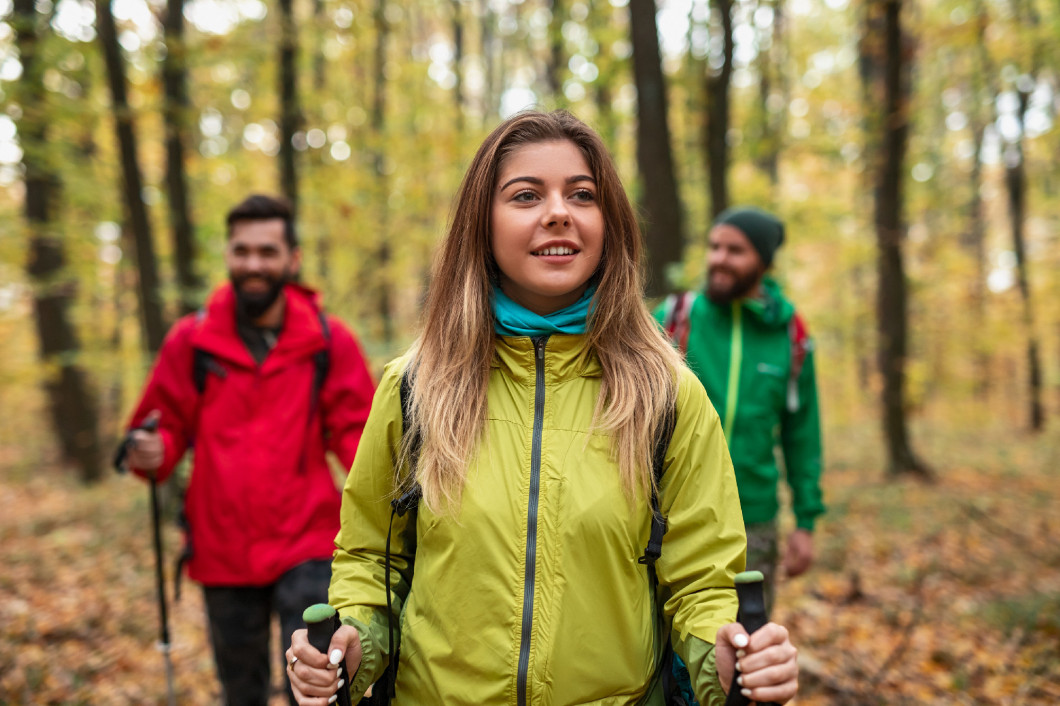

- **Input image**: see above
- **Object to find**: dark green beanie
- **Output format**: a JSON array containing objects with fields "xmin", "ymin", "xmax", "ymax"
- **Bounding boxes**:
[{"xmin": 715, "ymin": 206, "xmax": 785, "ymax": 266}]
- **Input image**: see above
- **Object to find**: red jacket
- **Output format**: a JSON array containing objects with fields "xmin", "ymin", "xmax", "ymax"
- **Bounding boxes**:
[{"xmin": 127, "ymin": 283, "xmax": 375, "ymax": 586}]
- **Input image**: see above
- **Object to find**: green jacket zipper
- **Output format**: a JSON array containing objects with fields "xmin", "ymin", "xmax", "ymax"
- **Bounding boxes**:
[{"xmin": 722, "ymin": 303, "xmax": 743, "ymax": 447}]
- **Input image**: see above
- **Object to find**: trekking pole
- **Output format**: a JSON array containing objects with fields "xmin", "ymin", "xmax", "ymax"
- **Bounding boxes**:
[
  {"xmin": 724, "ymin": 571, "xmax": 779, "ymax": 706},
  {"xmin": 114, "ymin": 417, "xmax": 177, "ymax": 706},
  {"xmin": 303, "ymin": 604, "xmax": 353, "ymax": 706}
]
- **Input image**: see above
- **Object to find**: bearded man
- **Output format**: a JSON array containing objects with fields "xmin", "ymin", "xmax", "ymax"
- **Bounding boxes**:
[
  {"xmin": 656, "ymin": 206, "xmax": 825, "ymax": 617},
  {"xmin": 124, "ymin": 194, "xmax": 375, "ymax": 706}
]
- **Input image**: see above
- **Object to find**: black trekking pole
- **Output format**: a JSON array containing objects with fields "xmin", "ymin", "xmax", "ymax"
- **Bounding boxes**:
[
  {"xmin": 303, "ymin": 604, "xmax": 353, "ymax": 706},
  {"xmin": 114, "ymin": 417, "xmax": 177, "ymax": 706},
  {"xmin": 724, "ymin": 571, "xmax": 780, "ymax": 706}
]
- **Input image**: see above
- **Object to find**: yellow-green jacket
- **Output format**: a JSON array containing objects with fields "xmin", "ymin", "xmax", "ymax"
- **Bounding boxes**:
[{"xmin": 331, "ymin": 335, "xmax": 746, "ymax": 705}]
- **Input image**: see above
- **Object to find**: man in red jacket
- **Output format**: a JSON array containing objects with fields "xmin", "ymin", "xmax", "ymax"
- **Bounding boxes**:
[{"xmin": 125, "ymin": 195, "xmax": 375, "ymax": 706}]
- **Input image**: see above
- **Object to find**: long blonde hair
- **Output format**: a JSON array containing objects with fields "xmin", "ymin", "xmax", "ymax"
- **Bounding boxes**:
[{"xmin": 403, "ymin": 110, "xmax": 682, "ymax": 512}]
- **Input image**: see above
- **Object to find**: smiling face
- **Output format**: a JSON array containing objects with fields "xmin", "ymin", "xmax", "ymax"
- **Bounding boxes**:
[
  {"xmin": 489, "ymin": 140, "xmax": 604, "ymax": 316},
  {"xmin": 706, "ymin": 223, "xmax": 766, "ymax": 304},
  {"xmin": 225, "ymin": 218, "xmax": 301, "ymax": 322}
]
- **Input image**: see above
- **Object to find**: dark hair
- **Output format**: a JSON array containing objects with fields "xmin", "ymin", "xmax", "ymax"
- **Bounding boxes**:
[{"xmin": 226, "ymin": 194, "xmax": 297, "ymax": 249}]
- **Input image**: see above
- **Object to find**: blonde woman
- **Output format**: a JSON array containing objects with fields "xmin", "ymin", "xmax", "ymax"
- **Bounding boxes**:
[{"xmin": 286, "ymin": 111, "xmax": 799, "ymax": 706}]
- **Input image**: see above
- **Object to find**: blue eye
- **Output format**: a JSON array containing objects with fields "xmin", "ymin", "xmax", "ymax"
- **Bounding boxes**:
[{"xmin": 513, "ymin": 191, "xmax": 537, "ymax": 202}]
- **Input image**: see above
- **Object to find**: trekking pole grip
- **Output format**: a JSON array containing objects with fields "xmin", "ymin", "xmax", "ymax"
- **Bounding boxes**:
[
  {"xmin": 303, "ymin": 604, "xmax": 353, "ymax": 706},
  {"xmin": 724, "ymin": 571, "xmax": 780, "ymax": 706}
]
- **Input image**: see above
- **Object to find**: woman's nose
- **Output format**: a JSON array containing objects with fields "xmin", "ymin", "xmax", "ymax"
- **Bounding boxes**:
[{"xmin": 541, "ymin": 194, "xmax": 571, "ymax": 228}]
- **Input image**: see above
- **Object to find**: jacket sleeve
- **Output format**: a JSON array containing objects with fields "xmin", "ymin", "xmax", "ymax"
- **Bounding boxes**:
[
  {"xmin": 329, "ymin": 360, "xmax": 414, "ymax": 703},
  {"xmin": 678, "ymin": 638, "xmax": 726, "ymax": 706},
  {"xmin": 780, "ymin": 346, "xmax": 825, "ymax": 531},
  {"xmin": 657, "ymin": 368, "xmax": 746, "ymax": 703},
  {"xmin": 125, "ymin": 317, "xmax": 197, "ymax": 482},
  {"xmin": 320, "ymin": 317, "xmax": 376, "ymax": 472}
]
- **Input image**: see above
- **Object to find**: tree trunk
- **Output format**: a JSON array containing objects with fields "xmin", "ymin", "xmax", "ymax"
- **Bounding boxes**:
[
  {"xmin": 161, "ymin": 0, "xmax": 202, "ymax": 315},
  {"xmin": 965, "ymin": 0, "xmax": 993, "ymax": 399},
  {"xmin": 965, "ymin": 119, "xmax": 989, "ymax": 398},
  {"xmin": 372, "ymin": 0, "xmax": 394, "ymax": 346},
  {"xmin": 451, "ymin": 0, "xmax": 465, "ymax": 132},
  {"xmin": 754, "ymin": 0, "xmax": 786, "ymax": 186},
  {"xmin": 1004, "ymin": 87, "xmax": 1045, "ymax": 431},
  {"xmin": 313, "ymin": 0, "xmax": 326, "ymax": 91},
  {"xmin": 547, "ymin": 0, "xmax": 566, "ymax": 105},
  {"xmin": 705, "ymin": 0, "xmax": 734, "ymax": 218},
  {"xmin": 628, "ymin": 0, "xmax": 684, "ymax": 297},
  {"xmin": 97, "ymin": 0, "xmax": 166, "ymax": 354},
  {"xmin": 589, "ymin": 0, "xmax": 617, "ymax": 146},
  {"xmin": 14, "ymin": 0, "xmax": 103, "ymax": 482},
  {"xmin": 861, "ymin": 0, "xmax": 930, "ymax": 478},
  {"xmin": 278, "ymin": 0, "xmax": 300, "ymax": 217}
]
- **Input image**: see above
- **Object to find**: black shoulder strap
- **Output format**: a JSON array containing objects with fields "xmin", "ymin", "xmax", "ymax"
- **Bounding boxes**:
[
  {"xmin": 396, "ymin": 370, "xmax": 422, "ymax": 497},
  {"xmin": 637, "ymin": 405, "xmax": 684, "ymax": 706},
  {"xmin": 640, "ymin": 408, "xmax": 676, "ymax": 567},
  {"xmin": 192, "ymin": 309, "xmax": 211, "ymax": 394},
  {"xmin": 192, "ymin": 349, "xmax": 210, "ymax": 394},
  {"xmin": 379, "ymin": 369, "xmax": 422, "ymax": 705},
  {"xmin": 312, "ymin": 310, "xmax": 331, "ymax": 402}
]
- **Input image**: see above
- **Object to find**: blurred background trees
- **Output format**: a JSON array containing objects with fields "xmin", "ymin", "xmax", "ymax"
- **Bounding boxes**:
[{"xmin": 0, "ymin": 0, "xmax": 1057, "ymax": 482}]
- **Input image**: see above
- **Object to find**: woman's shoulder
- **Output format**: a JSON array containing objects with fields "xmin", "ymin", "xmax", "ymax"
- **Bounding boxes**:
[{"xmin": 369, "ymin": 352, "xmax": 415, "ymax": 410}]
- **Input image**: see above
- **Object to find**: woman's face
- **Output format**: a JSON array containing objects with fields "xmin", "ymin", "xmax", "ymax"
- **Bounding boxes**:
[{"xmin": 490, "ymin": 140, "xmax": 604, "ymax": 316}]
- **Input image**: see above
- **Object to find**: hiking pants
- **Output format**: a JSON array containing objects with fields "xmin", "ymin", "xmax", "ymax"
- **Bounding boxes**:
[
  {"xmin": 744, "ymin": 521, "xmax": 779, "ymax": 619},
  {"xmin": 203, "ymin": 559, "xmax": 331, "ymax": 706}
]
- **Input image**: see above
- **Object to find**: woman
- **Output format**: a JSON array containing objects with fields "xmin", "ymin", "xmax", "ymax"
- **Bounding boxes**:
[{"xmin": 286, "ymin": 111, "xmax": 799, "ymax": 705}]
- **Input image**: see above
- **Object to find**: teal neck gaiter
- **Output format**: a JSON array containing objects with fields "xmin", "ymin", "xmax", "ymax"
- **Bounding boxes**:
[{"xmin": 492, "ymin": 284, "xmax": 596, "ymax": 337}]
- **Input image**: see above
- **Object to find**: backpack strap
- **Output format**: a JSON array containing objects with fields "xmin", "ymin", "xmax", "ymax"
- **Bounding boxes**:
[
  {"xmin": 636, "ymin": 407, "xmax": 685, "ymax": 706},
  {"xmin": 786, "ymin": 312, "xmax": 811, "ymax": 413},
  {"xmin": 191, "ymin": 309, "xmax": 228, "ymax": 394},
  {"xmin": 639, "ymin": 409, "xmax": 675, "ymax": 567},
  {"xmin": 303, "ymin": 310, "xmax": 332, "ymax": 435},
  {"xmin": 380, "ymin": 370, "xmax": 422, "ymax": 705},
  {"xmin": 662, "ymin": 292, "xmax": 695, "ymax": 354}
]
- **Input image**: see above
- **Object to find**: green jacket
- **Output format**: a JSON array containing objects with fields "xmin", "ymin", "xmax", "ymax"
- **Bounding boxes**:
[
  {"xmin": 654, "ymin": 279, "xmax": 824, "ymax": 530},
  {"xmin": 331, "ymin": 334, "xmax": 746, "ymax": 705}
]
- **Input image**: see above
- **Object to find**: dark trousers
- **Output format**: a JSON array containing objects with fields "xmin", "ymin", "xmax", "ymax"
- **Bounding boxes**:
[
  {"xmin": 744, "ymin": 521, "xmax": 779, "ymax": 620},
  {"xmin": 203, "ymin": 559, "xmax": 331, "ymax": 706}
]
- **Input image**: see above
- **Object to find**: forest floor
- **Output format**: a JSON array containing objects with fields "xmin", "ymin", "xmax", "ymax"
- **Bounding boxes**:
[{"xmin": 1, "ymin": 420, "xmax": 1058, "ymax": 705}]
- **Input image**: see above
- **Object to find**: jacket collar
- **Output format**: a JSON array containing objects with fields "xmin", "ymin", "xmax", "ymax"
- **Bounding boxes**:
[
  {"xmin": 191, "ymin": 282, "xmax": 328, "ymax": 370},
  {"xmin": 492, "ymin": 334, "xmax": 602, "ymax": 384},
  {"xmin": 704, "ymin": 276, "xmax": 795, "ymax": 328}
]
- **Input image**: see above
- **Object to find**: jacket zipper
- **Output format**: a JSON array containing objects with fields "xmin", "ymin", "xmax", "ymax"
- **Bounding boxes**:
[
  {"xmin": 517, "ymin": 335, "xmax": 548, "ymax": 706},
  {"xmin": 723, "ymin": 303, "xmax": 743, "ymax": 446}
]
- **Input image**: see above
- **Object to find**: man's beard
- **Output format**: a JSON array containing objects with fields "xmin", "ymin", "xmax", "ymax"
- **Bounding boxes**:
[
  {"xmin": 706, "ymin": 264, "xmax": 764, "ymax": 304},
  {"xmin": 231, "ymin": 271, "xmax": 289, "ymax": 320}
]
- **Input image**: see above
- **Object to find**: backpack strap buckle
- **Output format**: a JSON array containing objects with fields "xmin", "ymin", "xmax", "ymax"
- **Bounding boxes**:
[{"xmin": 639, "ymin": 514, "xmax": 667, "ymax": 566}]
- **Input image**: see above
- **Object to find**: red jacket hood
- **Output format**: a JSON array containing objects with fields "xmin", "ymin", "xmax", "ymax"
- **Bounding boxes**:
[{"xmin": 191, "ymin": 282, "xmax": 329, "ymax": 371}]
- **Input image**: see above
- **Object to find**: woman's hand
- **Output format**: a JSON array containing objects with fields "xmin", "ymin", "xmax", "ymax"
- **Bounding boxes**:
[
  {"xmin": 286, "ymin": 625, "xmax": 362, "ymax": 705},
  {"xmin": 715, "ymin": 622, "xmax": 798, "ymax": 704}
]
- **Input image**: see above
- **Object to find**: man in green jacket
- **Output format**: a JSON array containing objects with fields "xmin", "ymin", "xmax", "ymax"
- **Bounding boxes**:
[{"xmin": 656, "ymin": 206, "xmax": 825, "ymax": 615}]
